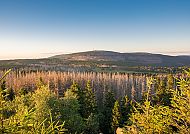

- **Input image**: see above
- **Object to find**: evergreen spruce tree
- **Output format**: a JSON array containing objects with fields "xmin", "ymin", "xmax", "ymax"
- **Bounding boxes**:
[
  {"xmin": 125, "ymin": 69, "xmax": 190, "ymax": 133},
  {"xmin": 0, "ymin": 80, "xmax": 7, "ymax": 98},
  {"xmin": 153, "ymin": 77, "xmax": 172, "ymax": 106},
  {"xmin": 100, "ymin": 90, "xmax": 116, "ymax": 134},
  {"xmin": 167, "ymin": 74, "xmax": 174, "ymax": 89},
  {"xmin": 68, "ymin": 82, "xmax": 99, "ymax": 133},
  {"xmin": 0, "ymin": 80, "xmax": 6, "ymax": 133},
  {"xmin": 85, "ymin": 113, "xmax": 99, "ymax": 134},
  {"xmin": 111, "ymin": 100, "xmax": 121, "ymax": 133},
  {"xmin": 170, "ymin": 69, "xmax": 190, "ymax": 133},
  {"xmin": 70, "ymin": 82, "xmax": 80, "ymax": 94},
  {"xmin": 72, "ymin": 81, "xmax": 97, "ymax": 118},
  {"xmin": 120, "ymin": 96, "xmax": 131, "ymax": 126},
  {"xmin": 6, "ymin": 87, "xmax": 15, "ymax": 101},
  {"xmin": 60, "ymin": 88, "xmax": 85, "ymax": 133},
  {"xmin": 84, "ymin": 81, "xmax": 97, "ymax": 117},
  {"xmin": 83, "ymin": 81, "xmax": 99, "ymax": 133},
  {"xmin": 0, "ymin": 80, "xmax": 15, "ymax": 101}
]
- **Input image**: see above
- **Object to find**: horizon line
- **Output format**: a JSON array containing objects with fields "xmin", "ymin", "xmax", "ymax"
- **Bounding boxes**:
[{"xmin": 0, "ymin": 50, "xmax": 190, "ymax": 60}]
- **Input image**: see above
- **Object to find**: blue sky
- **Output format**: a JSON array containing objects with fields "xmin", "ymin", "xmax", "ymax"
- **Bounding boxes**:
[{"xmin": 0, "ymin": 0, "xmax": 190, "ymax": 59}]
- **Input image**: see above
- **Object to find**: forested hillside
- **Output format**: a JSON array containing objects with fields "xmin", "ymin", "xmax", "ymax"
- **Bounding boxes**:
[
  {"xmin": 0, "ymin": 51, "xmax": 190, "ymax": 73},
  {"xmin": 51, "ymin": 51, "xmax": 190, "ymax": 66}
]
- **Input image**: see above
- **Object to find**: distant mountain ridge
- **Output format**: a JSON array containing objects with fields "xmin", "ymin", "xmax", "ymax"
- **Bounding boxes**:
[
  {"xmin": 50, "ymin": 50, "xmax": 190, "ymax": 66},
  {"xmin": 0, "ymin": 50, "xmax": 190, "ymax": 72}
]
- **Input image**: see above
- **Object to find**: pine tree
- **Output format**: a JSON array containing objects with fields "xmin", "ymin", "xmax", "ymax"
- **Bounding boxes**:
[
  {"xmin": 170, "ymin": 69, "xmax": 190, "ymax": 133},
  {"xmin": 71, "ymin": 81, "xmax": 97, "ymax": 118},
  {"xmin": 6, "ymin": 87, "xmax": 15, "ymax": 101},
  {"xmin": 100, "ymin": 90, "xmax": 116, "ymax": 134},
  {"xmin": 85, "ymin": 113, "xmax": 99, "ymax": 134},
  {"xmin": 112, "ymin": 100, "xmax": 121, "ymax": 133},
  {"xmin": 83, "ymin": 81, "xmax": 99, "ymax": 133},
  {"xmin": 167, "ymin": 74, "xmax": 174, "ymax": 89},
  {"xmin": 70, "ymin": 82, "xmax": 80, "ymax": 95},
  {"xmin": 0, "ymin": 80, "xmax": 15, "ymax": 101},
  {"xmin": 60, "ymin": 88, "xmax": 85, "ymax": 133},
  {"xmin": 0, "ymin": 81, "xmax": 6, "ymax": 133},
  {"xmin": 120, "ymin": 96, "xmax": 132, "ymax": 126},
  {"xmin": 153, "ymin": 77, "xmax": 172, "ymax": 106},
  {"xmin": 68, "ymin": 82, "xmax": 99, "ymax": 133},
  {"xmin": 126, "ymin": 77, "xmax": 173, "ymax": 133},
  {"xmin": 84, "ymin": 81, "xmax": 97, "ymax": 117},
  {"xmin": 0, "ymin": 80, "xmax": 7, "ymax": 98},
  {"xmin": 125, "ymin": 70, "xmax": 190, "ymax": 133}
]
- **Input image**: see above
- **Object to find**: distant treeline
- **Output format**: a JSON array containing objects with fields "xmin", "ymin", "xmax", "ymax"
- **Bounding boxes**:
[{"xmin": 0, "ymin": 70, "xmax": 180, "ymax": 101}]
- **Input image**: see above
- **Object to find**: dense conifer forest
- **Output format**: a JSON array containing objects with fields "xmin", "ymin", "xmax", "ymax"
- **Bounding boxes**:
[{"xmin": 1, "ymin": 69, "xmax": 190, "ymax": 133}]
